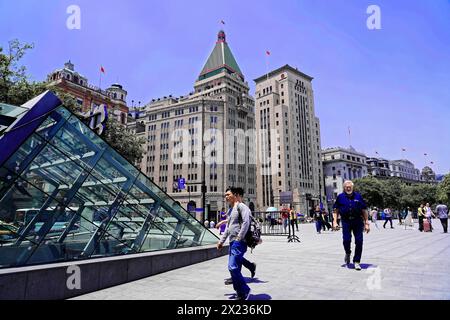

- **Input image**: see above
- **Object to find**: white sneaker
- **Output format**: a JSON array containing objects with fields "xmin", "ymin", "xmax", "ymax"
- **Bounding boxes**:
[{"xmin": 354, "ymin": 263, "xmax": 362, "ymax": 271}]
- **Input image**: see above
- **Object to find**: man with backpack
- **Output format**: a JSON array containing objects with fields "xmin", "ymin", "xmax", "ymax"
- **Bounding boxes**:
[
  {"xmin": 217, "ymin": 187, "xmax": 253, "ymax": 300},
  {"xmin": 218, "ymin": 187, "xmax": 257, "ymax": 286}
]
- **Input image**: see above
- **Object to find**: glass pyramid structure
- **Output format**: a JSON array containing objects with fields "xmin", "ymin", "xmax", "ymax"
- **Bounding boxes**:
[{"xmin": 0, "ymin": 91, "xmax": 218, "ymax": 269}]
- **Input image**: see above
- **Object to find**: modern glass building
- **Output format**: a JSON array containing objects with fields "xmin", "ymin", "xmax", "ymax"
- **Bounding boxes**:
[{"xmin": 0, "ymin": 91, "xmax": 218, "ymax": 269}]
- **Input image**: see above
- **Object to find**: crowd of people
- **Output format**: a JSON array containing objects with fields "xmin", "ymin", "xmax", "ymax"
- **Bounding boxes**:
[{"xmin": 213, "ymin": 181, "xmax": 448, "ymax": 301}]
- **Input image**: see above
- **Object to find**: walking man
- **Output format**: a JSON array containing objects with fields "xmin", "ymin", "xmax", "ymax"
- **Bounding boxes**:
[
  {"xmin": 383, "ymin": 208, "xmax": 394, "ymax": 229},
  {"xmin": 217, "ymin": 187, "xmax": 252, "ymax": 300},
  {"xmin": 436, "ymin": 203, "xmax": 448, "ymax": 233},
  {"xmin": 219, "ymin": 187, "xmax": 256, "ymax": 286},
  {"xmin": 332, "ymin": 180, "xmax": 370, "ymax": 271},
  {"xmin": 370, "ymin": 207, "xmax": 379, "ymax": 229}
]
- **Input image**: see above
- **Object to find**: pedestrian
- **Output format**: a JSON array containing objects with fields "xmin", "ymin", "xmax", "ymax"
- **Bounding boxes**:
[
  {"xmin": 204, "ymin": 219, "xmax": 210, "ymax": 228},
  {"xmin": 418, "ymin": 203, "xmax": 425, "ymax": 232},
  {"xmin": 370, "ymin": 207, "xmax": 379, "ymax": 229},
  {"xmin": 436, "ymin": 203, "xmax": 448, "ymax": 233},
  {"xmin": 383, "ymin": 208, "xmax": 394, "ymax": 229},
  {"xmin": 210, "ymin": 220, "xmax": 215, "ymax": 229},
  {"xmin": 219, "ymin": 187, "xmax": 256, "ymax": 289},
  {"xmin": 313, "ymin": 205, "xmax": 323, "ymax": 234},
  {"xmin": 218, "ymin": 209, "xmax": 227, "ymax": 235},
  {"xmin": 332, "ymin": 180, "xmax": 370, "ymax": 271},
  {"xmin": 398, "ymin": 209, "xmax": 404, "ymax": 225},
  {"xmin": 289, "ymin": 208, "xmax": 299, "ymax": 231},
  {"xmin": 322, "ymin": 209, "xmax": 332, "ymax": 231},
  {"xmin": 424, "ymin": 203, "xmax": 436, "ymax": 232},
  {"xmin": 281, "ymin": 209, "xmax": 289, "ymax": 233}
]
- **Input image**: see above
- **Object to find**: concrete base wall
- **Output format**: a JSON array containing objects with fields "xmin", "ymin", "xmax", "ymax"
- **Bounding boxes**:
[{"xmin": 0, "ymin": 244, "xmax": 228, "ymax": 300}]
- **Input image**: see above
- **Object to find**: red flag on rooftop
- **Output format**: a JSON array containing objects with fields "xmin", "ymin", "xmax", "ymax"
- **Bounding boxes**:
[
  {"xmin": 266, "ymin": 50, "xmax": 271, "ymax": 56},
  {"xmin": 100, "ymin": 66, "xmax": 105, "ymax": 73},
  {"xmin": 220, "ymin": 20, "xmax": 225, "ymax": 25}
]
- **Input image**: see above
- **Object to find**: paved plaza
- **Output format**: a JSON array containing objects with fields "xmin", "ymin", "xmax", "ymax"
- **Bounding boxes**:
[{"xmin": 73, "ymin": 220, "xmax": 450, "ymax": 300}]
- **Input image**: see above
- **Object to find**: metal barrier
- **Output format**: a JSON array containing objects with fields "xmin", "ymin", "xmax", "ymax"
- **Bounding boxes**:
[{"xmin": 253, "ymin": 211, "xmax": 311, "ymax": 236}]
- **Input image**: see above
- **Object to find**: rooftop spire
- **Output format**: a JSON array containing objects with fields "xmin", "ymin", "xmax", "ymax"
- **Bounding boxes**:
[
  {"xmin": 198, "ymin": 30, "xmax": 244, "ymax": 82},
  {"xmin": 217, "ymin": 30, "xmax": 226, "ymax": 43}
]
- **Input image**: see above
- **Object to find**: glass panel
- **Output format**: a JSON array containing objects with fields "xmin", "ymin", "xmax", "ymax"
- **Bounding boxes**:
[
  {"xmin": 0, "ymin": 103, "xmax": 29, "ymax": 118},
  {"xmin": 0, "ymin": 176, "xmax": 57, "ymax": 267}
]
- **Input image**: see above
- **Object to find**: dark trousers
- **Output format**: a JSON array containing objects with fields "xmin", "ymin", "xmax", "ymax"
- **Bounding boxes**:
[
  {"xmin": 384, "ymin": 218, "xmax": 393, "ymax": 228},
  {"xmin": 341, "ymin": 219, "xmax": 364, "ymax": 263},
  {"xmin": 315, "ymin": 220, "xmax": 322, "ymax": 233},
  {"xmin": 291, "ymin": 219, "xmax": 299, "ymax": 231},
  {"xmin": 418, "ymin": 216, "xmax": 424, "ymax": 231},
  {"xmin": 322, "ymin": 219, "xmax": 332, "ymax": 231},
  {"xmin": 440, "ymin": 218, "xmax": 448, "ymax": 233}
]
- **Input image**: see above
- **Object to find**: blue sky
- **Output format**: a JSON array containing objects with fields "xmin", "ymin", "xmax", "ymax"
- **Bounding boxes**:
[{"xmin": 1, "ymin": 0, "xmax": 449, "ymax": 174}]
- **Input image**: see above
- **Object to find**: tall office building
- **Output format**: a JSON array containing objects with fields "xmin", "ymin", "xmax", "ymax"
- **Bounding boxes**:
[
  {"xmin": 254, "ymin": 65, "xmax": 324, "ymax": 214},
  {"xmin": 128, "ymin": 31, "xmax": 256, "ymax": 220}
]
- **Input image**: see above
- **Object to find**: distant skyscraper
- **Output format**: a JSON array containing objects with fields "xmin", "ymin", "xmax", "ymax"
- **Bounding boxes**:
[{"xmin": 254, "ymin": 65, "xmax": 323, "ymax": 214}]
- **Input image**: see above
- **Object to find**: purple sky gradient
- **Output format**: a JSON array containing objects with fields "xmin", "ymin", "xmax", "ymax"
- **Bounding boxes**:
[{"xmin": 1, "ymin": 0, "xmax": 449, "ymax": 174}]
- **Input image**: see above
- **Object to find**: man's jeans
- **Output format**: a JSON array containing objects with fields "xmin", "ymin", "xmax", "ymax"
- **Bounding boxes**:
[
  {"xmin": 341, "ymin": 219, "xmax": 364, "ymax": 263},
  {"xmin": 228, "ymin": 240, "xmax": 250, "ymax": 297},
  {"xmin": 440, "ymin": 218, "xmax": 448, "ymax": 233}
]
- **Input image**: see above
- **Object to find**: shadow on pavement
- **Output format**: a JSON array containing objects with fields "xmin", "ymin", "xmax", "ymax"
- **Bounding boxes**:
[
  {"xmin": 249, "ymin": 293, "xmax": 272, "ymax": 300},
  {"xmin": 244, "ymin": 277, "xmax": 268, "ymax": 284},
  {"xmin": 341, "ymin": 263, "xmax": 377, "ymax": 269},
  {"xmin": 224, "ymin": 293, "xmax": 272, "ymax": 300}
]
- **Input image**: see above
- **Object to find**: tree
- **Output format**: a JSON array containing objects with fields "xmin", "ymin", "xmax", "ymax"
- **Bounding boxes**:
[
  {"xmin": 0, "ymin": 39, "xmax": 47, "ymax": 105},
  {"xmin": 437, "ymin": 174, "xmax": 450, "ymax": 205},
  {"xmin": 353, "ymin": 176, "xmax": 384, "ymax": 208},
  {"xmin": 103, "ymin": 116, "xmax": 145, "ymax": 164}
]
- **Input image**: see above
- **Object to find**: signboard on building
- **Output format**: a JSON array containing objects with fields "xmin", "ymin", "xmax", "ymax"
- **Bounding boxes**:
[{"xmin": 280, "ymin": 191, "xmax": 293, "ymax": 204}]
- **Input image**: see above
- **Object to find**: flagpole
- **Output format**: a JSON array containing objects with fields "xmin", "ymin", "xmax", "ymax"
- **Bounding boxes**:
[{"xmin": 348, "ymin": 126, "xmax": 352, "ymax": 147}]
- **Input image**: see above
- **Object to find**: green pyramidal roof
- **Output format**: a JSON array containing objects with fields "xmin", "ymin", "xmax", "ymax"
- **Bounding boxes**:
[{"xmin": 198, "ymin": 30, "xmax": 244, "ymax": 81}]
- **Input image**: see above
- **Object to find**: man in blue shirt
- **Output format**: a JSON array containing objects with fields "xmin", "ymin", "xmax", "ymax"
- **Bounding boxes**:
[{"xmin": 333, "ymin": 180, "xmax": 370, "ymax": 271}]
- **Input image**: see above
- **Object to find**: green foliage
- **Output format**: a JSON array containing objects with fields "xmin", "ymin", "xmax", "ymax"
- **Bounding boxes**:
[
  {"xmin": 437, "ymin": 174, "xmax": 450, "ymax": 205},
  {"xmin": 354, "ymin": 176, "xmax": 438, "ymax": 210},
  {"xmin": 0, "ymin": 39, "xmax": 47, "ymax": 105},
  {"xmin": 103, "ymin": 117, "xmax": 145, "ymax": 164}
]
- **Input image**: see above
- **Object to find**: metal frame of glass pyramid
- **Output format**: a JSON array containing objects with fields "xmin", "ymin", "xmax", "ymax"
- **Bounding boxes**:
[{"xmin": 0, "ymin": 91, "xmax": 218, "ymax": 269}]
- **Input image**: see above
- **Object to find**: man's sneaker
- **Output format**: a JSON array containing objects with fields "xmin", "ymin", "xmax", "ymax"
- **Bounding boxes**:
[
  {"xmin": 224, "ymin": 278, "xmax": 233, "ymax": 285},
  {"xmin": 354, "ymin": 263, "xmax": 362, "ymax": 271},
  {"xmin": 236, "ymin": 289, "xmax": 251, "ymax": 301},
  {"xmin": 345, "ymin": 253, "xmax": 351, "ymax": 265},
  {"xmin": 250, "ymin": 263, "xmax": 256, "ymax": 278}
]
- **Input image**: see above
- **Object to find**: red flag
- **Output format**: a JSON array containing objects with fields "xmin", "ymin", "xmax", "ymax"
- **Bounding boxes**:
[
  {"xmin": 100, "ymin": 66, "xmax": 105, "ymax": 73},
  {"xmin": 430, "ymin": 161, "xmax": 434, "ymax": 165},
  {"xmin": 220, "ymin": 20, "xmax": 225, "ymax": 25},
  {"xmin": 266, "ymin": 50, "xmax": 271, "ymax": 56},
  {"xmin": 375, "ymin": 151, "xmax": 379, "ymax": 155},
  {"xmin": 402, "ymin": 148, "xmax": 406, "ymax": 151},
  {"xmin": 424, "ymin": 153, "xmax": 428, "ymax": 156}
]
